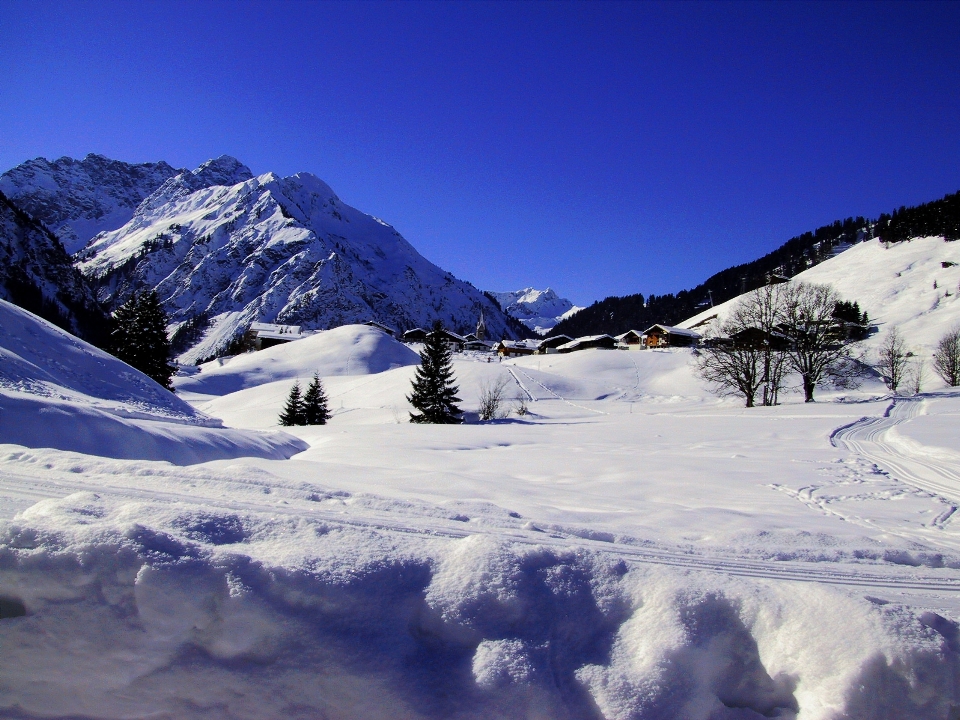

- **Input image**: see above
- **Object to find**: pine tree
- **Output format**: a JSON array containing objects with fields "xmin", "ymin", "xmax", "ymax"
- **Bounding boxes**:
[
  {"xmin": 279, "ymin": 382, "xmax": 306, "ymax": 426},
  {"xmin": 109, "ymin": 290, "xmax": 175, "ymax": 390},
  {"xmin": 407, "ymin": 321, "xmax": 463, "ymax": 424},
  {"xmin": 303, "ymin": 373, "xmax": 330, "ymax": 425}
]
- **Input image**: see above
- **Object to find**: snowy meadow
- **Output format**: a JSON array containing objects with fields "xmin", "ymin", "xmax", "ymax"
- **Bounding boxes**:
[{"xmin": 2, "ymin": 296, "xmax": 960, "ymax": 719}]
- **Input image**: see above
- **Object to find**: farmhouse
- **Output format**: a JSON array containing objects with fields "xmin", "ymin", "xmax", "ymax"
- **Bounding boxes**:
[
  {"xmin": 557, "ymin": 335, "xmax": 617, "ymax": 353},
  {"xmin": 244, "ymin": 323, "xmax": 304, "ymax": 351},
  {"xmin": 401, "ymin": 328, "xmax": 428, "ymax": 343},
  {"xmin": 642, "ymin": 325, "xmax": 701, "ymax": 348},
  {"xmin": 362, "ymin": 320, "xmax": 397, "ymax": 336},
  {"xmin": 614, "ymin": 330, "xmax": 644, "ymax": 348},
  {"xmin": 495, "ymin": 340, "xmax": 538, "ymax": 357},
  {"xmin": 536, "ymin": 334, "xmax": 572, "ymax": 354}
]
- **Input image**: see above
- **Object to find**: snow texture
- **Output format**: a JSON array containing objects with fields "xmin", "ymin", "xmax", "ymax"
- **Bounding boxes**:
[
  {"xmin": 1, "ymin": 230, "xmax": 959, "ymax": 718},
  {"xmin": 0, "ymin": 300, "xmax": 305, "ymax": 464},
  {"xmin": 491, "ymin": 287, "xmax": 583, "ymax": 335}
]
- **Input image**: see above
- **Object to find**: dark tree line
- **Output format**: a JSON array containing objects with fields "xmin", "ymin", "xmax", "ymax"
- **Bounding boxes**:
[{"xmin": 555, "ymin": 188, "xmax": 959, "ymax": 338}]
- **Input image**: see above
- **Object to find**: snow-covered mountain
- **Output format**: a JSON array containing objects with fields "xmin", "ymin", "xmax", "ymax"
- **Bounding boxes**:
[
  {"xmin": 680, "ymin": 235, "xmax": 960, "ymax": 354},
  {"xmin": 35, "ymin": 155, "xmax": 526, "ymax": 362},
  {"xmin": 0, "ymin": 154, "xmax": 182, "ymax": 254},
  {"xmin": 0, "ymin": 190, "xmax": 105, "ymax": 342},
  {"xmin": 489, "ymin": 287, "xmax": 582, "ymax": 335}
]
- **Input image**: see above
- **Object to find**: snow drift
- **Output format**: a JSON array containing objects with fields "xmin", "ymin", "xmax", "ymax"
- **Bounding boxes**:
[
  {"xmin": 1, "ymin": 490, "xmax": 955, "ymax": 719},
  {"xmin": 0, "ymin": 300, "xmax": 305, "ymax": 463}
]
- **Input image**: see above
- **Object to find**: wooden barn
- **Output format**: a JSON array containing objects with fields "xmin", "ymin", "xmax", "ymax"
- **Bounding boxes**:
[
  {"xmin": 641, "ymin": 325, "xmax": 701, "ymax": 348},
  {"xmin": 614, "ymin": 330, "xmax": 644, "ymax": 349},
  {"xmin": 401, "ymin": 328, "xmax": 428, "ymax": 343},
  {"xmin": 244, "ymin": 323, "xmax": 304, "ymax": 351},
  {"xmin": 363, "ymin": 320, "xmax": 397, "ymax": 336},
  {"xmin": 556, "ymin": 335, "xmax": 617, "ymax": 353},
  {"xmin": 536, "ymin": 334, "xmax": 572, "ymax": 354},
  {"xmin": 495, "ymin": 340, "xmax": 538, "ymax": 357}
]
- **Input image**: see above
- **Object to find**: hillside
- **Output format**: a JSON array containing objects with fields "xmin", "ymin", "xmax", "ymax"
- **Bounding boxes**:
[
  {"xmin": 65, "ymin": 155, "xmax": 526, "ymax": 361},
  {"xmin": 0, "ymin": 299, "xmax": 304, "ymax": 464},
  {"xmin": 680, "ymin": 234, "xmax": 960, "ymax": 357},
  {"xmin": 0, "ymin": 153, "xmax": 182, "ymax": 254},
  {"xmin": 0, "ymin": 190, "xmax": 106, "ymax": 343},
  {"xmin": 554, "ymin": 189, "xmax": 960, "ymax": 338}
]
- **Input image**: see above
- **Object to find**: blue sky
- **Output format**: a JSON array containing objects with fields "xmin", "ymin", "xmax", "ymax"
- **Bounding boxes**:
[{"xmin": 2, "ymin": 1, "xmax": 958, "ymax": 306}]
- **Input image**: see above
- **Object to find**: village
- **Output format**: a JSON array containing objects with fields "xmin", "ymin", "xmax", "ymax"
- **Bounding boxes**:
[{"xmin": 242, "ymin": 318, "xmax": 703, "ymax": 358}]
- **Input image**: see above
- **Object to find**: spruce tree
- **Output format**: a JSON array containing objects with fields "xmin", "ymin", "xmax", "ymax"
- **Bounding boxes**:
[
  {"xmin": 303, "ymin": 373, "xmax": 330, "ymax": 425},
  {"xmin": 109, "ymin": 290, "xmax": 175, "ymax": 390},
  {"xmin": 407, "ymin": 321, "xmax": 463, "ymax": 424},
  {"xmin": 279, "ymin": 382, "xmax": 306, "ymax": 426}
]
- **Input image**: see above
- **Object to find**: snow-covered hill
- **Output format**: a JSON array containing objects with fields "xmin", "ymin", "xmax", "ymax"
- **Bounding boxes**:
[
  {"xmin": 0, "ymin": 190, "xmax": 104, "ymax": 341},
  {"xmin": 71, "ymin": 156, "xmax": 521, "ymax": 362},
  {"xmin": 489, "ymin": 287, "xmax": 581, "ymax": 335},
  {"xmin": 0, "ymin": 154, "xmax": 182, "ymax": 254},
  {"xmin": 0, "ymin": 299, "xmax": 304, "ymax": 463},
  {"xmin": 681, "ymin": 235, "xmax": 960, "ymax": 358}
]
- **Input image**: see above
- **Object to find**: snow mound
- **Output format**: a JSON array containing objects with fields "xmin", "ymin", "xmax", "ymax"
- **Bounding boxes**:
[
  {"xmin": 0, "ymin": 300, "xmax": 305, "ymax": 463},
  {"xmin": 176, "ymin": 324, "xmax": 420, "ymax": 397},
  {"xmin": 1, "ymin": 492, "xmax": 955, "ymax": 719}
]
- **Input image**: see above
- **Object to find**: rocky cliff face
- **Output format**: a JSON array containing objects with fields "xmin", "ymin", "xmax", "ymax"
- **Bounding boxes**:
[
  {"xmin": 72, "ymin": 156, "xmax": 523, "ymax": 362},
  {"xmin": 0, "ymin": 154, "xmax": 182, "ymax": 254},
  {"xmin": 0, "ymin": 191, "xmax": 106, "ymax": 342}
]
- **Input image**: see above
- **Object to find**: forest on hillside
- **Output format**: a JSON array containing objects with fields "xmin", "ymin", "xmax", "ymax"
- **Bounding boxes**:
[{"xmin": 553, "ymin": 190, "xmax": 960, "ymax": 338}]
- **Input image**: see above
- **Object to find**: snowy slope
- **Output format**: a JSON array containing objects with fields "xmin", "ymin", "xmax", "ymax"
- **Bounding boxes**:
[
  {"xmin": 0, "ymin": 191, "xmax": 104, "ymax": 340},
  {"xmin": 74, "ymin": 157, "xmax": 521, "ymax": 362},
  {"xmin": 0, "ymin": 153, "xmax": 182, "ymax": 254},
  {"xmin": 680, "ymin": 235, "xmax": 960, "ymax": 357},
  {"xmin": 0, "ymin": 299, "xmax": 304, "ymax": 463},
  {"xmin": 2, "ymin": 338, "xmax": 958, "ymax": 717},
  {"xmin": 490, "ymin": 287, "xmax": 582, "ymax": 334}
]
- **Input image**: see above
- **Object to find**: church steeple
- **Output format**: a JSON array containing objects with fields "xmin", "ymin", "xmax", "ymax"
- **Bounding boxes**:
[{"xmin": 476, "ymin": 307, "xmax": 486, "ymax": 341}]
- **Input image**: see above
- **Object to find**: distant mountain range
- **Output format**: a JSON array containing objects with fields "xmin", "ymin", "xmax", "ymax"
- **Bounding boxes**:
[
  {"xmin": 488, "ymin": 287, "xmax": 581, "ymax": 335},
  {"xmin": 1, "ymin": 154, "xmax": 530, "ymax": 362},
  {"xmin": 2, "ymin": 152, "xmax": 958, "ymax": 363}
]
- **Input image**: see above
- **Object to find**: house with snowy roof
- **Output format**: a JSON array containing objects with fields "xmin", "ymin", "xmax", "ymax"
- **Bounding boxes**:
[
  {"xmin": 244, "ymin": 322, "xmax": 305, "ymax": 350},
  {"xmin": 556, "ymin": 335, "xmax": 617, "ymax": 353},
  {"xmin": 614, "ymin": 330, "xmax": 644, "ymax": 349},
  {"xmin": 495, "ymin": 339, "xmax": 538, "ymax": 357},
  {"xmin": 641, "ymin": 325, "xmax": 701, "ymax": 348}
]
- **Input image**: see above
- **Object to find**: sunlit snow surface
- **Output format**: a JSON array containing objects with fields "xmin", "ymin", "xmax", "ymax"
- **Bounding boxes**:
[{"xmin": 2, "ymin": 297, "xmax": 960, "ymax": 715}]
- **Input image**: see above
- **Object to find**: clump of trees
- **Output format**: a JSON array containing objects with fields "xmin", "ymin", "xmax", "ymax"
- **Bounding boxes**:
[
  {"xmin": 696, "ymin": 282, "xmax": 863, "ymax": 406},
  {"xmin": 109, "ymin": 290, "xmax": 175, "ymax": 390},
  {"xmin": 933, "ymin": 326, "xmax": 960, "ymax": 387},
  {"xmin": 279, "ymin": 373, "xmax": 330, "ymax": 426},
  {"xmin": 408, "ymin": 321, "xmax": 463, "ymax": 424}
]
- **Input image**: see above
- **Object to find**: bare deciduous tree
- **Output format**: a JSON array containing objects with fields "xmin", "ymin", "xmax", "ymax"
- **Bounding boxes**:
[
  {"xmin": 876, "ymin": 327, "xmax": 908, "ymax": 393},
  {"xmin": 478, "ymin": 374, "xmax": 512, "ymax": 420},
  {"xmin": 932, "ymin": 326, "xmax": 960, "ymax": 387},
  {"xmin": 695, "ymin": 284, "xmax": 789, "ymax": 407},
  {"xmin": 908, "ymin": 357, "xmax": 927, "ymax": 395},
  {"xmin": 780, "ymin": 282, "xmax": 857, "ymax": 402}
]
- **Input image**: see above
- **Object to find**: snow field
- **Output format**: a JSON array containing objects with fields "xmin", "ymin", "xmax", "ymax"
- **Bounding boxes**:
[{"xmin": 2, "ymin": 309, "xmax": 960, "ymax": 717}]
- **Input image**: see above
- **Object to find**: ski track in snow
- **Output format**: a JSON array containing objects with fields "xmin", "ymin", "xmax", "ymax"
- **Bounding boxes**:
[
  {"xmin": 831, "ymin": 394, "xmax": 960, "ymax": 531},
  {"xmin": 509, "ymin": 365, "xmax": 608, "ymax": 415},
  {"xmin": 2, "ymin": 451, "xmax": 958, "ymax": 598}
]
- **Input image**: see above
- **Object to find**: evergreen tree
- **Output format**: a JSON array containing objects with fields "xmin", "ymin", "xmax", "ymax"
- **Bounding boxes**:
[
  {"xmin": 303, "ymin": 373, "xmax": 330, "ymax": 425},
  {"xmin": 407, "ymin": 321, "xmax": 463, "ymax": 424},
  {"xmin": 109, "ymin": 290, "xmax": 175, "ymax": 390},
  {"xmin": 279, "ymin": 382, "xmax": 306, "ymax": 426}
]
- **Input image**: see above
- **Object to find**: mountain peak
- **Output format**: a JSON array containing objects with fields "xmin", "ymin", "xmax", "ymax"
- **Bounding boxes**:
[{"xmin": 192, "ymin": 155, "xmax": 253, "ymax": 187}]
